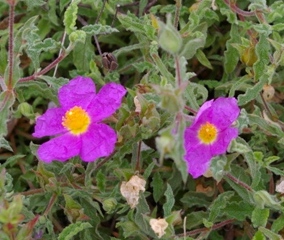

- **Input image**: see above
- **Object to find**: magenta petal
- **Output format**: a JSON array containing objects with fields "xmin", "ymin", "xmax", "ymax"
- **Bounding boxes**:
[
  {"xmin": 37, "ymin": 134, "xmax": 81, "ymax": 163},
  {"xmin": 88, "ymin": 83, "xmax": 127, "ymax": 121},
  {"xmin": 80, "ymin": 123, "xmax": 116, "ymax": 162},
  {"xmin": 59, "ymin": 76, "xmax": 96, "ymax": 110},
  {"xmin": 210, "ymin": 128, "xmax": 238, "ymax": 155},
  {"xmin": 195, "ymin": 99, "xmax": 213, "ymax": 120},
  {"xmin": 207, "ymin": 97, "xmax": 240, "ymax": 129},
  {"xmin": 184, "ymin": 126, "xmax": 200, "ymax": 151},
  {"xmin": 185, "ymin": 146, "xmax": 212, "ymax": 178},
  {"xmin": 33, "ymin": 107, "xmax": 66, "ymax": 138}
]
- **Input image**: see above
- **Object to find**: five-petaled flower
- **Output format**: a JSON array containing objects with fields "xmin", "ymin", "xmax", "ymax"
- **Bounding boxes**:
[
  {"xmin": 184, "ymin": 97, "xmax": 240, "ymax": 178},
  {"xmin": 33, "ymin": 76, "xmax": 127, "ymax": 163}
]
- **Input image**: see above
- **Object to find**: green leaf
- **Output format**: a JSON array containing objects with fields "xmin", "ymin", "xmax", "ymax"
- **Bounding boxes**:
[
  {"xmin": 253, "ymin": 231, "xmax": 266, "ymax": 240},
  {"xmin": 224, "ymin": 24, "xmax": 241, "ymax": 73},
  {"xmin": 266, "ymin": 166, "xmax": 284, "ymax": 176},
  {"xmin": 253, "ymin": 34, "xmax": 270, "ymax": 80},
  {"xmin": 180, "ymin": 33, "xmax": 206, "ymax": 60},
  {"xmin": 224, "ymin": 175, "xmax": 254, "ymax": 203},
  {"xmin": 195, "ymin": 49, "xmax": 213, "ymax": 69},
  {"xmin": 114, "ymin": 43, "xmax": 147, "ymax": 58},
  {"xmin": 150, "ymin": 44, "xmax": 174, "ymax": 82},
  {"xmin": 258, "ymin": 227, "xmax": 283, "ymax": 240},
  {"xmin": 134, "ymin": 194, "xmax": 151, "ymax": 236},
  {"xmin": 64, "ymin": 0, "xmax": 80, "ymax": 35},
  {"xmin": 238, "ymin": 76, "xmax": 267, "ymax": 106},
  {"xmin": 48, "ymin": 0, "xmax": 60, "ymax": 26},
  {"xmin": 82, "ymin": 24, "xmax": 119, "ymax": 35},
  {"xmin": 252, "ymin": 207, "xmax": 270, "ymax": 228},
  {"xmin": 180, "ymin": 192, "xmax": 211, "ymax": 208},
  {"xmin": 116, "ymin": 221, "xmax": 140, "ymax": 238},
  {"xmin": 186, "ymin": 211, "xmax": 208, "ymax": 230},
  {"xmin": 38, "ymin": 76, "xmax": 69, "ymax": 91},
  {"xmin": 228, "ymin": 75, "xmax": 252, "ymax": 97},
  {"xmin": 2, "ymin": 154, "xmax": 25, "ymax": 168},
  {"xmin": 0, "ymin": 91, "xmax": 15, "ymax": 136},
  {"xmin": 58, "ymin": 221, "xmax": 92, "ymax": 240},
  {"xmin": 223, "ymin": 200, "xmax": 254, "ymax": 221},
  {"xmin": 0, "ymin": 137, "xmax": 12, "ymax": 152},
  {"xmin": 248, "ymin": 113, "xmax": 284, "ymax": 138},
  {"xmin": 143, "ymin": 161, "xmax": 156, "ymax": 179},
  {"xmin": 17, "ymin": 81, "xmax": 58, "ymax": 103},
  {"xmin": 210, "ymin": 155, "xmax": 228, "ymax": 182},
  {"xmin": 253, "ymin": 190, "xmax": 282, "ymax": 211},
  {"xmin": 72, "ymin": 36, "xmax": 94, "ymax": 72},
  {"xmin": 30, "ymin": 38, "xmax": 59, "ymax": 53},
  {"xmin": 271, "ymin": 214, "xmax": 284, "ymax": 233},
  {"xmin": 208, "ymin": 191, "xmax": 235, "ymax": 222},
  {"xmin": 184, "ymin": 82, "xmax": 208, "ymax": 111},
  {"xmin": 151, "ymin": 172, "xmax": 164, "ymax": 203},
  {"xmin": 218, "ymin": 0, "xmax": 238, "ymax": 24},
  {"xmin": 229, "ymin": 137, "xmax": 251, "ymax": 154},
  {"xmin": 117, "ymin": 12, "xmax": 156, "ymax": 40},
  {"xmin": 25, "ymin": 0, "xmax": 45, "ymax": 10},
  {"xmin": 96, "ymin": 170, "xmax": 106, "ymax": 193},
  {"xmin": 163, "ymin": 184, "xmax": 174, "ymax": 216}
]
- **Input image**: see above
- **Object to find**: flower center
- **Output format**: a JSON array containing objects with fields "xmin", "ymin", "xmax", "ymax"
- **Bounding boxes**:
[
  {"xmin": 198, "ymin": 122, "xmax": 218, "ymax": 144},
  {"xmin": 62, "ymin": 106, "xmax": 91, "ymax": 135}
]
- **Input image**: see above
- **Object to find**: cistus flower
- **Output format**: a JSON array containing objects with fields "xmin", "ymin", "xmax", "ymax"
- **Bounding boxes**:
[
  {"xmin": 184, "ymin": 97, "xmax": 240, "ymax": 178},
  {"xmin": 33, "ymin": 76, "xmax": 126, "ymax": 163}
]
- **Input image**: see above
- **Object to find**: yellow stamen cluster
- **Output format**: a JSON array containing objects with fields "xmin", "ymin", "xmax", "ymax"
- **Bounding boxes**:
[
  {"xmin": 62, "ymin": 106, "xmax": 90, "ymax": 135},
  {"xmin": 198, "ymin": 122, "xmax": 218, "ymax": 144}
]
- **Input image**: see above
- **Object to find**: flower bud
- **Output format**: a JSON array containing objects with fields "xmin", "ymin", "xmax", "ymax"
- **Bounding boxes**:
[
  {"xmin": 158, "ymin": 15, "xmax": 182, "ymax": 55},
  {"xmin": 240, "ymin": 45, "xmax": 257, "ymax": 67},
  {"xmin": 103, "ymin": 198, "xmax": 117, "ymax": 213},
  {"xmin": 18, "ymin": 102, "xmax": 34, "ymax": 119},
  {"xmin": 253, "ymin": 190, "xmax": 282, "ymax": 210},
  {"xmin": 156, "ymin": 134, "xmax": 174, "ymax": 155},
  {"xmin": 69, "ymin": 30, "xmax": 86, "ymax": 44}
]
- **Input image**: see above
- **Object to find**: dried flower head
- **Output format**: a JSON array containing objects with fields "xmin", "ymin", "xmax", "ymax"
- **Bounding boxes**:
[
  {"xmin": 184, "ymin": 97, "xmax": 240, "ymax": 178},
  {"xmin": 33, "ymin": 76, "xmax": 126, "ymax": 163},
  {"xmin": 149, "ymin": 218, "xmax": 168, "ymax": 238},
  {"xmin": 134, "ymin": 96, "xmax": 141, "ymax": 113},
  {"xmin": 276, "ymin": 177, "xmax": 284, "ymax": 193},
  {"xmin": 120, "ymin": 175, "xmax": 146, "ymax": 208}
]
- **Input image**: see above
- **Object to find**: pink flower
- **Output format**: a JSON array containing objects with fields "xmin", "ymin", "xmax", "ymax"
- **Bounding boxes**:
[
  {"xmin": 33, "ymin": 76, "xmax": 127, "ymax": 163},
  {"xmin": 184, "ymin": 97, "xmax": 240, "ymax": 178}
]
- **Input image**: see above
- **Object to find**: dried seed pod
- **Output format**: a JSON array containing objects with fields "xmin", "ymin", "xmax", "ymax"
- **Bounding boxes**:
[
  {"xmin": 102, "ymin": 52, "xmax": 118, "ymax": 71},
  {"xmin": 262, "ymin": 84, "xmax": 275, "ymax": 101}
]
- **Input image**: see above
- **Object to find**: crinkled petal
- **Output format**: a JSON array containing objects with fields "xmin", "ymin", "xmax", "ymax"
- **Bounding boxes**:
[
  {"xmin": 195, "ymin": 99, "xmax": 213, "ymax": 121},
  {"xmin": 58, "ymin": 76, "xmax": 96, "ymax": 110},
  {"xmin": 210, "ymin": 127, "xmax": 238, "ymax": 155},
  {"xmin": 87, "ymin": 83, "xmax": 127, "ymax": 121},
  {"xmin": 185, "ymin": 146, "xmax": 212, "ymax": 178},
  {"xmin": 184, "ymin": 126, "xmax": 200, "ymax": 151},
  {"xmin": 195, "ymin": 97, "xmax": 240, "ymax": 130},
  {"xmin": 208, "ymin": 97, "xmax": 240, "ymax": 128},
  {"xmin": 37, "ymin": 134, "xmax": 81, "ymax": 163},
  {"xmin": 33, "ymin": 107, "xmax": 66, "ymax": 138},
  {"xmin": 80, "ymin": 123, "xmax": 116, "ymax": 162}
]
